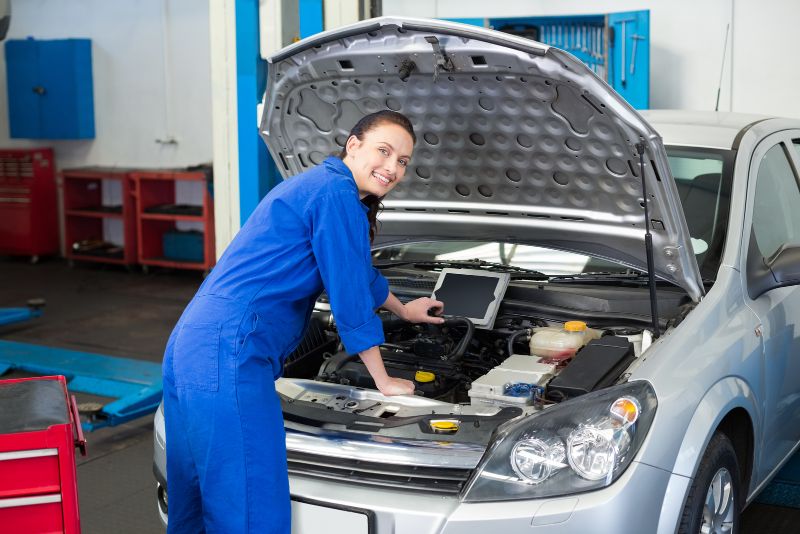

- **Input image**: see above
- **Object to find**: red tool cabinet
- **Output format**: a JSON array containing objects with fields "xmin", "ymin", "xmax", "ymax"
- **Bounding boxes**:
[
  {"xmin": 0, "ymin": 376, "xmax": 86, "ymax": 533},
  {"xmin": 0, "ymin": 148, "xmax": 58, "ymax": 260}
]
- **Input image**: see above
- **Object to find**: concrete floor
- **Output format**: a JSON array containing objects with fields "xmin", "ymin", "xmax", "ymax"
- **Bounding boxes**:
[
  {"xmin": 0, "ymin": 257, "xmax": 199, "ymax": 534},
  {"xmin": 0, "ymin": 256, "xmax": 798, "ymax": 533}
]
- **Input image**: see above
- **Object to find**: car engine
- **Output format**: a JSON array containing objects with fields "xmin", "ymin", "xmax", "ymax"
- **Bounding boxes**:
[{"xmin": 284, "ymin": 310, "xmax": 644, "ymax": 409}]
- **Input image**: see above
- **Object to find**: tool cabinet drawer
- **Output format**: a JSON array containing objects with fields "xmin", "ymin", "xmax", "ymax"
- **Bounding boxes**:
[
  {"xmin": 0, "ymin": 494, "xmax": 64, "ymax": 532},
  {"xmin": 0, "ymin": 448, "xmax": 61, "ymax": 498}
]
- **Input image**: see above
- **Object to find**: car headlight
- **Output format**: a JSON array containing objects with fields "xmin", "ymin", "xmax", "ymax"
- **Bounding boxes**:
[{"xmin": 462, "ymin": 381, "xmax": 657, "ymax": 502}]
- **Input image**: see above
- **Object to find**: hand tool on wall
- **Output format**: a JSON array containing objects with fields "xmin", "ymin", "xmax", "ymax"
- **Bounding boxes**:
[
  {"xmin": 630, "ymin": 34, "xmax": 646, "ymax": 75},
  {"xmin": 615, "ymin": 17, "xmax": 635, "ymax": 88}
]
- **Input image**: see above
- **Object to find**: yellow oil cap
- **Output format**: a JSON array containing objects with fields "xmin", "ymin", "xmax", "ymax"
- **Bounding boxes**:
[
  {"xmin": 430, "ymin": 420, "xmax": 459, "ymax": 433},
  {"xmin": 564, "ymin": 320, "xmax": 587, "ymax": 332},
  {"xmin": 415, "ymin": 371, "xmax": 436, "ymax": 383}
]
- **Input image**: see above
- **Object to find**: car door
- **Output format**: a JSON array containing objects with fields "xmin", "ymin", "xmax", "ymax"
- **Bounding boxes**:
[{"xmin": 742, "ymin": 131, "xmax": 800, "ymax": 483}]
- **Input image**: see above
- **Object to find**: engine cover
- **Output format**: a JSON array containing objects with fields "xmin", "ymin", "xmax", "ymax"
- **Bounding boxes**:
[{"xmin": 317, "ymin": 349, "xmax": 461, "ymax": 399}]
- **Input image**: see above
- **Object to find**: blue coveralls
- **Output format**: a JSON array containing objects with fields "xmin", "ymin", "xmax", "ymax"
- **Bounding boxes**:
[{"xmin": 162, "ymin": 157, "xmax": 389, "ymax": 533}]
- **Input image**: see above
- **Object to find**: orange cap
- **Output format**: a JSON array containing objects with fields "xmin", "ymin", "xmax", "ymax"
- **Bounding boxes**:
[{"xmin": 564, "ymin": 321, "xmax": 587, "ymax": 332}]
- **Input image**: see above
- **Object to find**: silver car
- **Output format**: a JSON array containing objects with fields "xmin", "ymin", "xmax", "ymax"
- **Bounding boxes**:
[{"xmin": 154, "ymin": 17, "xmax": 800, "ymax": 533}]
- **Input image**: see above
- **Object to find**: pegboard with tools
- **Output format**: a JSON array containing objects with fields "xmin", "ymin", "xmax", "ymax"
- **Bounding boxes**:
[{"xmin": 487, "ymin": 10, "xmax": 650, "ymax": 109}]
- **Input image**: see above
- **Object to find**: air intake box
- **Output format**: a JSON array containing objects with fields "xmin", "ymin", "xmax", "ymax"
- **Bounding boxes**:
[{"xmin": 545, "ymin": 336, "xmax": 635, "ymax": 402}]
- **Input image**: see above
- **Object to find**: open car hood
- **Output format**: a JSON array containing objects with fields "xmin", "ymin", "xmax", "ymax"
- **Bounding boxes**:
[{"xmin": 260, "ymin": 17, "xmax": 704, "ymax": 301}]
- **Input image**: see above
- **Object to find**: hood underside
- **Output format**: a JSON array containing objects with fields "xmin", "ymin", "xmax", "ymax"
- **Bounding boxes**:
[{"xmin": 260, "ymin": 17, "xmax": 704, "ymax": 301}]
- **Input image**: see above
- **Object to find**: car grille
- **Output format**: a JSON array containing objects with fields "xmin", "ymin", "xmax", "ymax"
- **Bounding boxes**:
[{"xmin": 287, "ymin": 450, "xmax": 472, "ymax": 495}]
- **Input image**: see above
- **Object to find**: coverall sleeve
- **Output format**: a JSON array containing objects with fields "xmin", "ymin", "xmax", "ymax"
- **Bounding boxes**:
[
  {"xmin": 369, "ymin": 268, "xmax": 389, "ymax": 310},
  {"xmin": 309, "ymin": 191, "xmax": 385, "ymax": 354}
]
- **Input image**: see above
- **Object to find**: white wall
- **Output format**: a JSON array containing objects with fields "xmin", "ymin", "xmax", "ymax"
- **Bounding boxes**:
[
  {"xmin": 383, "ymin": 0, "xmax": 800, "ymax": 119},
  {"xmin": 0, "ymin": 0, "xmax": 213, "ymax": 169},
  {"xmin": 324, "ymin": 0, "xmax": 361, "ymax": 29}
]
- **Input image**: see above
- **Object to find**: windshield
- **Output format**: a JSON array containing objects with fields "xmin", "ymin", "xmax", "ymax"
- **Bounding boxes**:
[
  {"xmin": 373, "ymin": 146, "xmax": 733, "ymax": 281},
  {"xmin": 373, "ymin": 241, "xmax": 626, "ymax": 276}
]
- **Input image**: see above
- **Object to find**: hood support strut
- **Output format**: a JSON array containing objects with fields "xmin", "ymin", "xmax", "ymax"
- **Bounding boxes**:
[{"xmin": 638, "ymin": 142, "xmax": 661, "ymax": 338}]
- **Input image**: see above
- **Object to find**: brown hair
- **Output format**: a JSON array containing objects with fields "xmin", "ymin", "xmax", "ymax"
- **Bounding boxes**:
[{"xmin": 338, "ymin": 110, "xmax": 416, "ymax": 242}]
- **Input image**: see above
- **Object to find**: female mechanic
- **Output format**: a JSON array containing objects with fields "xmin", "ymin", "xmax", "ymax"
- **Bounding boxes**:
[{"xmin": 162, "ymin": 110, "xmax": 444, "ymax": 533}]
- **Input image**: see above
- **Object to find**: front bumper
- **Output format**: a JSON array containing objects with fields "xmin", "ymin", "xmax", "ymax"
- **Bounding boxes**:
[
  {"xmin": 289, "ymin": 459, "xmax": 681, "ymax": 534},
  {"xmin": 154, "ymin": 402, "xmax": 688, "ymax": 533}
]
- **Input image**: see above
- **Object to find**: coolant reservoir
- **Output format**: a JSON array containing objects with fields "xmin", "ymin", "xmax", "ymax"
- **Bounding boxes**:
[{"xmin": 529, "ymin": 321, "xmax": 600, "ymax": 361}]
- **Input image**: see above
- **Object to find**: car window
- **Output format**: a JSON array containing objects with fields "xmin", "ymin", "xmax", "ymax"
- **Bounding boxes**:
[
  {"xmin": 752, "ymin": 144, "xmax": 800, "ymax": 258},
  {"xmin": 666, "ymin": 147, "xmax": 732, "ymax": 278}
]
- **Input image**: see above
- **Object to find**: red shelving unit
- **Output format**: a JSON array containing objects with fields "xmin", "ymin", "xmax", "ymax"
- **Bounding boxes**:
[
  {"xmin": 0, "ymin": 148, "xmax": 58, "ymax": 260},
  {"xmin": 61, "ymin": 168, "xmax": 137, "ymax": 266},
  {"xmin": 132, "ymin": 169, "xmax": 215, "ymax": 272}
]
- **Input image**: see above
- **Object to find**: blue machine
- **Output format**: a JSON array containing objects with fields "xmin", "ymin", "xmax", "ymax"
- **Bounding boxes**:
[
  {"xmin": 0, "ymin": 299, "xmax": 161, "ymax": 432},
  {"xmin": 0, "ymin": 306, "xmax": 42, "ymax": 326},
  {"xmin": 0, "ymin": 340, "xmax": 162, "ymax": 432}
]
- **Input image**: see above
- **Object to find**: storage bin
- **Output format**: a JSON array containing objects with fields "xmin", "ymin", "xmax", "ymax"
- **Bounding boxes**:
[{"xmin": 163, "ymin": 229, "xmax": 204, "ymax": 263}]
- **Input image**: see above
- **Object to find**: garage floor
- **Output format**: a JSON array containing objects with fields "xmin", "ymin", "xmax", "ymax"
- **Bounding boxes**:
[
  {"xmin": 0, "ymin": 257, "xmax": 196, "ymax": 533},
  {"xmin": 0, "ymin": 257, "xmax": 797, "ymax": 533}
]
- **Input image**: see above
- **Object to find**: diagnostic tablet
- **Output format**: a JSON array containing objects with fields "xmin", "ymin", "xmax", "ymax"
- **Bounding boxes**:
[{"xmin": 431, "ymin": 268, "xmax": 510, "ymax": 329}]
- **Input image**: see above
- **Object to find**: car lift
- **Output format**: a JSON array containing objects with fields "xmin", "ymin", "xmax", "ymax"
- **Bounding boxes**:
[
  {"xmin": 0, "ymin": 300, "xmax": 162, "ymax": 432},
  {"xmin": 0, "ymin": 299, "xmax": 45, "ymax": 327}
]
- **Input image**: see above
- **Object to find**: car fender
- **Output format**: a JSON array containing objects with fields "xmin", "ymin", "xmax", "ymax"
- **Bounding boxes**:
[
  {"xmin": 670, "ymin": 376, "xmax": 759, "ymax": 479},
  {"xmin": 651, "ymin": 375, "xmax": 760, "ymax": 533}
]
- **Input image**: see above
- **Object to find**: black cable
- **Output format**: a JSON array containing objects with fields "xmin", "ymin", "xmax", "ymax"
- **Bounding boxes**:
[
  {"xmin": 442, "ymin": 317, "xmax": 474, "ymax": 362},
  {"xmin": 506, "ymin": 329, "xmax": 530, "ymax": 357}
]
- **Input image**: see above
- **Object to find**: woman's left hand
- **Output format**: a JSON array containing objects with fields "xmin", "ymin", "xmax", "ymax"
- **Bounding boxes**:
[{"xmin": 403, "ymin": 297, "xmax": 445, "ymax": 324}]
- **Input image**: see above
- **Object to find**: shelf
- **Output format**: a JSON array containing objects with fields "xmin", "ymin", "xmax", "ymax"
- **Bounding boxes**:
[
  {"xmin": 66, "ymin": 208, "xmax": 123, "ymax": 219},
  {"xmin": 61, "ymin": 169, "xmax": 137, "ymax": 266},
  {"xmin": 133, "ymin": 170, "xmax": 215, "ymax": 272},
  {"xmin": 69, "ymin": 252, "xmax": 128, "ymax": 265},
  {"xmin": 139, "ymin": 212, "xmax": 205, "ymax": 222},
  {"xmin": 59, "ymin": 173, "xmax": 116, "ymax": 181},
  {"xmin": 139, "ymin": 257, "xmax": 206, "ymax": 270}
]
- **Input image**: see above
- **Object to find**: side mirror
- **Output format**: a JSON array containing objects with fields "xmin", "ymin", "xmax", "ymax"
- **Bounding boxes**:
[{"xmin": 747, "ymin": 231, "xmax": 800, "ymax": 299}]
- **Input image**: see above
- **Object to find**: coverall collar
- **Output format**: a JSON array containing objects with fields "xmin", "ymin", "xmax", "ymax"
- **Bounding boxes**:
[{"xmin": 323, "ymin": 156, "xmax": 370, "ymax": 213}]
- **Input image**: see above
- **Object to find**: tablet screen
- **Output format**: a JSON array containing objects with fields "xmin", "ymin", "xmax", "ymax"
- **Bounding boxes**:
[{"xmin": 431, "ymin": 268, "xmax": 510, "ymax": 329}]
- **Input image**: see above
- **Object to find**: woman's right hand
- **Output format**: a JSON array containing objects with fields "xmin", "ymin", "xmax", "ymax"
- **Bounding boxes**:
[
  {"xmin": 375, "ymin": 376, "xmax": 415, "ymax": 396},
  {"xmin": 359, "ymin": 346, "xmax": 415, "ymax": 396}
]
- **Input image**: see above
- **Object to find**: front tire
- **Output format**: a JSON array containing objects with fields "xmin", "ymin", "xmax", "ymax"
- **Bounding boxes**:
[{"xmin": 679, "ymin": 432, "xmax": 741, "ymax": 534}]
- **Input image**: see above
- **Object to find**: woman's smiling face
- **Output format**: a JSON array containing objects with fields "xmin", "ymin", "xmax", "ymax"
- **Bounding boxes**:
[{"xmin": 343, "ymin": 122, "xmax": 414, "ymax": 199}]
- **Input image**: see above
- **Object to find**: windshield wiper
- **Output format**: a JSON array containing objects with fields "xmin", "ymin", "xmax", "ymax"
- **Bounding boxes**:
[
  {"xmin": 549, "ymin": 270, "xmax": 646, "ymax": 281},
  {"xmin": 374, "ymin": 259, "xmax": 549, "ymax": 280},
  {"xmin": 550, "ymin": 271, "xmax": 717, "ymax": 291},
  {"xmin": 548, "ymin": 271, "xmax": 670, "ymax": 286}
]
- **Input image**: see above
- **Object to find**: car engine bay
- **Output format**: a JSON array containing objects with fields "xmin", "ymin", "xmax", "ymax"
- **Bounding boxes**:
[{"xmin": 277, "ymin": 301, "xmax": 674, "ymax": 440}]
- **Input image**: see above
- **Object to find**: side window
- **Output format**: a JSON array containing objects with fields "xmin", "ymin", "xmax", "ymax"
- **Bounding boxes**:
[{"xmin": 752, "ymin": 144, "xmax": 800, "ymax": 258}]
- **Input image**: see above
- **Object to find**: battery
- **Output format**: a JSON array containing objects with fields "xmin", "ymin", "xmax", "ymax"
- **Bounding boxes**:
[{"xmin": 545, "ymin": 336, "xmax": 635, "ymax": 402}]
